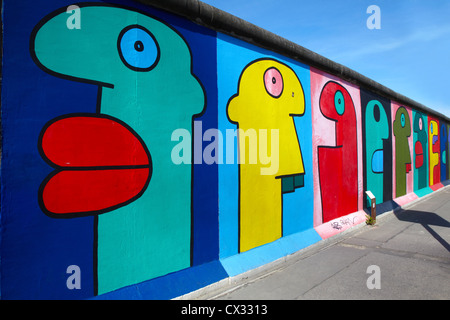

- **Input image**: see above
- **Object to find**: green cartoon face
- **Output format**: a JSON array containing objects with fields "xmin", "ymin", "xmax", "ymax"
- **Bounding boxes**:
[{"xmin": 393, "ymin": 107, "xmax": 412, "ymax": 197}]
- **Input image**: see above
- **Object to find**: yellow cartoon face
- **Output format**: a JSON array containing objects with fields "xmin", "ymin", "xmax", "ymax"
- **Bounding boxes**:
[
  {"xmin": 429, "ymin": 120, "xmax": 439, "ymax": 185},
  {"xmin": 227, "ymin": 58, "xmax": 306, "ymax": 252},
  {"xmin": 227, "ymin": 59, "xmax": 305, "ymax": 177}
]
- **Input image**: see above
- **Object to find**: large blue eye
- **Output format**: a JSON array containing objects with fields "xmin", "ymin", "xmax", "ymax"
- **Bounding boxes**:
[
  {"xmin": 334, "ymin": 90, "xmax": 345, "ymax": 115},
  {"xmin": 118, "ymin": 25, "xmax": 160, "ymax": 71}
]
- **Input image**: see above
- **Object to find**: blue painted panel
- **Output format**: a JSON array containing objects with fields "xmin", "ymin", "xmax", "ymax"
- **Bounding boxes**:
[
  {"xmin": 94, "ymin": 260, "xmax": 228, "ymax": 300},
  {"xmin": 1, "ymin": 0, "xmax": 219, "ymax": 299},
  {"xmin": 217, "ymin": 33, "xmax": 315, "ymax": 258},
  {"xmin": 1, "ymin": 0, "xmax": 97, "ymax": 299},
  {"xmin": 220, "ymin": 229, "xmax": 321, "ymax": 277}
]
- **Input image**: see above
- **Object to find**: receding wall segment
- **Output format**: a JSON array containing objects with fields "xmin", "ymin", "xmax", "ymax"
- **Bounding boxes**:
[{"xmin": 1, "ymin": 0, "xmax": 448, "ymax": 299}]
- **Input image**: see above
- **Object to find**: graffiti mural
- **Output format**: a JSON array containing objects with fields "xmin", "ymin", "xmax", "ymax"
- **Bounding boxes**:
[
  {"xmin": 311, "ymin": 69, "xmax": 363, "ymax": 229},
  {"xmin": 361, "ymin": 90, "xmax": 392, "ymax": 206},
  {"xmin": 440, "ymin": 123, "xmax": 448, "ymax": 181},
  {"xmin": 217, "ymin": 33, "xmax": 316, "ymax": 261},
  {"xmin": 317, "ymin": 81, "xmax": 358, "ymax": 222},
  {"xmin": 31, "ymin": 3, "xmax": 206, "ymax": 295},
  {"xmin": 2, "ymin": 0, "xmax": 450, "ymax": 300},
  {"xmin": 428, "ymin": 117, "xmax": 440, "ymax": 186},
  {"xmin": 0, "ymin": 0, "xmax": 221, "ymax": 299},
  {"xmin": 227, "ymin": 58, "xmax": 306, "ymax": 252},
  {"xmin": 392, "ymin": 104, "xmax": 413, "ymax": 198},
  {"xmin": 413, "ymin": 110, "xmax": 429, "ymax": 191},
  {"xmin": 448, "ymin": 124, "xmax": 450, "ymax": 179}
]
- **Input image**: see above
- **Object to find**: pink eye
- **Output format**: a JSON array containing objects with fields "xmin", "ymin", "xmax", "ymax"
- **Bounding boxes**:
[{"xmin": 264, "ymin": 67, "xmax": 283, "ymax": 98}]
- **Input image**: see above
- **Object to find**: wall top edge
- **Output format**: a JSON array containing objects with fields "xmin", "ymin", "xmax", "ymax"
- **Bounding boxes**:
[{"xmin": 134, "ymin": 0, "xmax": 449, "ymax": 122}]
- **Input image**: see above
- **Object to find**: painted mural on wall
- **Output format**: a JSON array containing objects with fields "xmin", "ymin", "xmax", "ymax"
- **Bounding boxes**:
[
  {"xmin": 227, "ymin": 58, "xmax": 306, "ymax": 252},
  {"xmin": 413, "ymin": 110, "xmax": 429, "ymax": 191},
  {"xmin": 317, "ymin": 80, "xmax": 358, "ymax": 222},
  {"xmin": 31, "ymin": 4, "xmax": 209, "ymax": 295},
  {"xmin": 1, "ymin": 0, "xmax": 219, "ymax": 299},
  {"xmin": 447, "ymin": 124, "xmax": 450, "ymax": 180},
  {"xmin": 361, "ymin": 90, "xmax": 393, "ymax": 207},
  {"xmin": 428, "ymin": 116, "xmax": 440, "ymax": 187},
  {"xmin": 311, "ymin": 69, "xmax": 363, "ymax": 228},
  {"xmin": 440, "ymin": 123, "xmax": 448, "ymax": 181},
  {"xmin": 392, "ymin": 103, "xmax": 413, "ymax": 198},
  {"xmin": 217, "ymin": 33, "xmax": 316, "ymax": 259},
  {"xmin": 1, "ymin": 0, "xmax": 450, "ymax": 300}
]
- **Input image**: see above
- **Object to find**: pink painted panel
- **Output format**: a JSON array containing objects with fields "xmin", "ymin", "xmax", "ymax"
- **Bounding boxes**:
[
  {"xmin": 311, "ymin": 68, "xmax": 363, "ymax": 228},
  {"xmin": 314, "ymin": 210, "xmax": 366, "ymax": 239}
]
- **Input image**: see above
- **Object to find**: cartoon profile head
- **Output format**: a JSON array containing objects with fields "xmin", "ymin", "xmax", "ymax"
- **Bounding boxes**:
[
  {"xmin": 429, "ymin": 120, "xmax": 439, "ymax": 156},
  {"xmin": 413, "ymin": 112, "xmax": 427, "ymax": 169},
  {"xmin": 440, "ymin": 123, "xmax": 448, "ymax": 180},
  {"xmin": 393, "ymin": 106, "xmax": 412, "ymax": 197},
  {"xmin": 31, "ymin": 4, "xmax": 205, "ymax": 217},
  {"xmin": 319, "ymin": 81, "xmax": 357, "ymax": 146},
  {"xmin": 227, "ymin": 58, "xmax": 305, "ymax": 178},
  {"xmin": 429, "ymin": 119, "xmax": 440, "ymax": 185},
  {"xmin": 317, "ymin": 81, "xmax": 358, "ymax": 222},
  {"xmin": 365, "ymin": 100, "xmax": 389, "ymax": 174},
  {"xmin": 31, "ymin": 4, "xmax": 204, "ymax": 118},
  {"xmin": 393, "ymin": 107, "xmax": 412, "ymax": 172},
  {"xmin": 414, "ymin": 112, "xmax": 426, "ymax": 136}
]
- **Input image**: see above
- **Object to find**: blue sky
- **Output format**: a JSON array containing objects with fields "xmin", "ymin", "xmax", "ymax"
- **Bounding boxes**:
[{"xmin": 200, "ymin": 0, "xmax": 450, "ymax": 118}]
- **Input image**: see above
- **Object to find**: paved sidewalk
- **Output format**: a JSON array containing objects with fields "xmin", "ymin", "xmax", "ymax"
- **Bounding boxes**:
[{"xmin": 204, "ymin": 187, "xmax": 450, "ymax": 300}]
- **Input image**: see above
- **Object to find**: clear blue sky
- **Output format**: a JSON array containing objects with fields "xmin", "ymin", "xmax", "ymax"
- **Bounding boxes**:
[{"xmin": 200, "ymin": 0, "xmax": 450, "ymax": 118}]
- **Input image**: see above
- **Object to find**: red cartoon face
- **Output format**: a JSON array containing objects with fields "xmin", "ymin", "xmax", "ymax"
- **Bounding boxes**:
[
  {"xmin": 318, "ymin": 81, "xmax": 358, "ymax": 222},
  {"xmin": 319, "ymin": 81, "xmax": 357, "ymax": 147}
]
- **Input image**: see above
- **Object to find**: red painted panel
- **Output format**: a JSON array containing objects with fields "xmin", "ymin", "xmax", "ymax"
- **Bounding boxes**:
[{"xmin": 318, "ymin": 82, "xmax": 358, "ymax": 223}]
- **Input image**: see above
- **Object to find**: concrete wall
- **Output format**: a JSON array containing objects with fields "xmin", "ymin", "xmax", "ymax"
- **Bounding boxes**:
[{"xmin": 1, "ymin": 0, "xmax": 449, "ymax": 299}]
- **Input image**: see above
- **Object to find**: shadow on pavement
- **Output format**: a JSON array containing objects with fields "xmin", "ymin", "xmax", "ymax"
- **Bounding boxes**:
[{"xmin": 393, "ymin": 209, "xmax": 450, "ymax": 252}]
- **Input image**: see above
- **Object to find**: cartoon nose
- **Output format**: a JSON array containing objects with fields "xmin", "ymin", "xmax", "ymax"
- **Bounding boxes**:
[{"xmin": 289, "ymin": 91, "xmax": 304, "ymax": 116}]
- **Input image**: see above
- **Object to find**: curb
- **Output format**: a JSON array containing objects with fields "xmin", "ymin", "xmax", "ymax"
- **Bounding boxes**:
[{"xmin": 174, "ymin": 184, "xmax": 450, "ymax": 300}]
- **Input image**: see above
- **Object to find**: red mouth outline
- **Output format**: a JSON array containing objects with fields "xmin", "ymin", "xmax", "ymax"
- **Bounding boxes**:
[
  {"xmin": 38, "ymin": 113, "xmax": 152, "ymax": 218},
  {"xmin": 415, "ymin": 141, "xmax": 424, "ymax": 169}
]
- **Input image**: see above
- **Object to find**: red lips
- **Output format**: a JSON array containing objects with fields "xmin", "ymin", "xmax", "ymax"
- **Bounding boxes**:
[
  {"xmin": 415, "ymin": 141, "xmax": 423, "ymax": 168},
  {"xmin": 38, "ymin": 114, "xmax": 151, "ymax": 217}
]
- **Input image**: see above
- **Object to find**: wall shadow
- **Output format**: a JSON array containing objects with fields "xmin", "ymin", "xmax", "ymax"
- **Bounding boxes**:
[{"xmin": 393, "ymin": 209, "xmax": 450, "ymax": 252}]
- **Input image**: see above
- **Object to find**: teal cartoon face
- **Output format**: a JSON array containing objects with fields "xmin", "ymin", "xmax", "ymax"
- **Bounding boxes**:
[
  {"xmin": 31, "ymin": 4, "xmax": 205, "ymax": 295},
  {"xmin": 365, "ymin": 99, "xmax": 389, "ymax": 205},
  {"xmin": 31, "ymin": 5, "xmax": 204, "ymax": 117},
  {"xmin": 366, "ymin": 100, "xmax": 389, "ymax": 174},
  {"xmin": 413, "ymin": 112, "xmax": 428, "ymax": 189}
]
